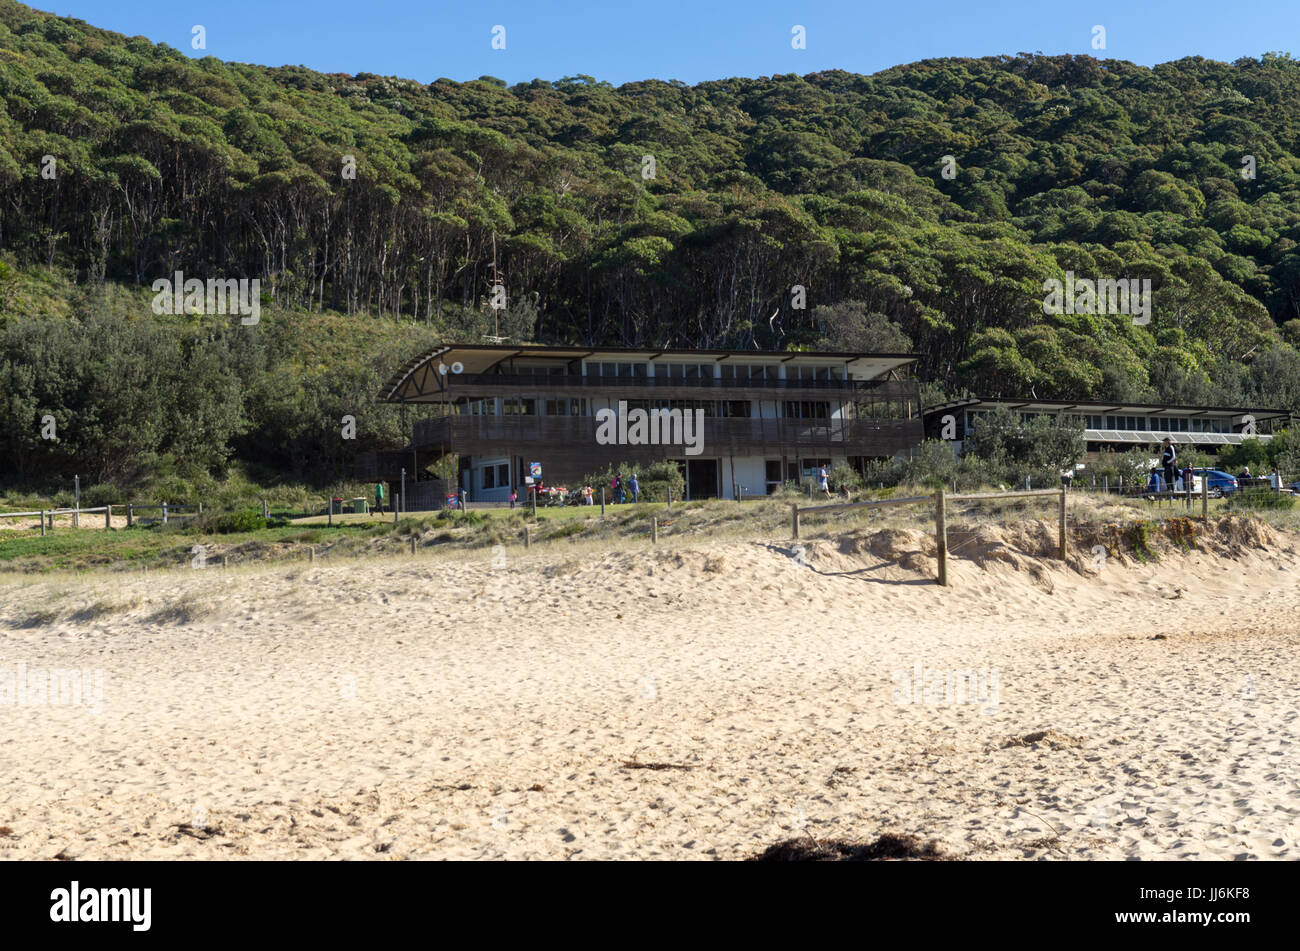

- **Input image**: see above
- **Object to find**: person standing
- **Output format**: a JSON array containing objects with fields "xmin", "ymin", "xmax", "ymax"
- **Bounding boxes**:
[
  {"xmin": 1270, "ymin": 467, "xmax": 1283, "ymax": 492},
  {"xmin": 818, "ymin": 464, "xmax": 831, "ymax": 498},
  {"xmin": 629, "ymin": 473, "xmax": 640, "ymax": 503},
  {"xmin": 373, "ymin": 480, "xmax": 386, "ymax": 516},
  {"xmin": 613, "ymin": 474, "xmax": 624, "ymax": 504},
  {"xmin": 509, "ymin": 489, "xmax": 517, "ymax": 510},
  {"xmin": 1160, "ymin": 438, "xmax": 1177, "ymax": 493},
  {"xmin": 1182, "ymin": 462, "xmax": 1195, "ymax": 495}
]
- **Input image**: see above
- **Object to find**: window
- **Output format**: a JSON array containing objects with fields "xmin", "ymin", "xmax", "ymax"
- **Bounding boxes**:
[
  {"xmin": 784, "ymin": 401, "xmax": 830, "ymax": 420},
  {"xmin": 503, "ymin": 398, "xmax": 536, "ymax": 415},
  {"xmin": 795, "ymin": 366, "xmax": 841, "ymax": 382},
  {"xmin": 482, "ymin": 466, "xmax": 497, "ymax": 489},
  {"xmin": 496, "ymin": 464, "xmax": 510, "ymax": 487},
  {"xmin": 545, "ymin": 399, "xmax": 567, "ymax": 416}
]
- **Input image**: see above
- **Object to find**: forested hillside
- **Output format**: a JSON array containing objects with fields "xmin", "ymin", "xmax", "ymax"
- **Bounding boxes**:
[{"xmin": 2, "ymin": 0, "xmax": 1300, "ymax": 489}]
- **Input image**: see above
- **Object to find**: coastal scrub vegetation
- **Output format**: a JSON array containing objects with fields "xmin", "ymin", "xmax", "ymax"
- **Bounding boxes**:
[{"xmin": 1, "ymin": 2, "xmax": 1300, "ymax": 495}]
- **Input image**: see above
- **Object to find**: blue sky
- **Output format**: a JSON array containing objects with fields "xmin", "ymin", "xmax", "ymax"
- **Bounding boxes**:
[{"xmin": 38, "ymin": 0, "xmax": 1300, "ymax": 85}]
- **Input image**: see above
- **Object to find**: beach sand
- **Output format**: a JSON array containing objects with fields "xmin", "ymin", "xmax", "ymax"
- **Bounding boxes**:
[{"xmin": 2, "ymin": 518, "xmax": 1298, "ymax": 860}]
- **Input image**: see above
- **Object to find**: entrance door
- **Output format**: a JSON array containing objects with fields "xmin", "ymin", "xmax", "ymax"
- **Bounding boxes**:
[{"xmin": 686, "ymin": 458, "xmax": 719, "ymax": 499}]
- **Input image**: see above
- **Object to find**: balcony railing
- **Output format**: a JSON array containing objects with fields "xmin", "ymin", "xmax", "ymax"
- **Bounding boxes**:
[
  {"xmin": 447, "ymin": 372, "xmax": 913, "ymax": 395},
  {"xmin": 412, "ymin": 414, "xmax": 921, "ymax": 456}
]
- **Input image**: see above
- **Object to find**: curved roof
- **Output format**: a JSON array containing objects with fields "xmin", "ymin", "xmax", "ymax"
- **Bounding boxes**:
[{"xmin": 381, "ymin": 343, "xmax": 919, "ymax": 402}]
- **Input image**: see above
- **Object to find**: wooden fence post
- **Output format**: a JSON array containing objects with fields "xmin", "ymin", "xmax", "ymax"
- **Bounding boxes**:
[
  {"xmin": 1058, "ymin": 487, "xmax": 1067, "ymax": 560},
  {"xmin": 261, "ymin": 498, "xmax": 268, "ymax": 519},
  {"xmin": 524, "ymin": 525, "xmax": 531, "ymax": 549},
  {"xmin": 40, "ymin": 511, "xmax": 46, "ymax": 537},
  {"xmin": 1202, "ymin": 472, "xmax": 1209, "ymax": 521},
  {"xmin": 791, "ymin": 503, "xmax": 800, "ymax": 539},
  {"xmin": 410, "ymin": 536, "xmax": 416, "ymax": 556},
  {"xmin": 309, "ymin": 546, "xmax": 315, "ymax": 563},
  {"xmin": 600, "ymin": 487, "xmax": 605, "ymax": 516},
  {"xmin": 531, "ymin": 488, "xmax": 538, "ymax": 518},
  {"xmin": 667, "ymin": 487, "xmax": 672, "ymax": 508},
  {"xmin": 127, "ymin": 503, "xmax": 133, "ymax": 527},
  {"xmin": 651, "ymin": 517, "xmax": 658, "ymax": 544},
  {"xmin": 105, "ymin": 505, "xmax": 111, "ymax": 529},
  {"xmin": 935, "ymin": 488, "xmax": 948, "ymax": 587}
]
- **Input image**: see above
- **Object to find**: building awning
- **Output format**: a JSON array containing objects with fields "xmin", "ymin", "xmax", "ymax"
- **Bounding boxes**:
[{"xmin": 1085, "ymin": 430, "xmax": 1273, "ymax": 446}]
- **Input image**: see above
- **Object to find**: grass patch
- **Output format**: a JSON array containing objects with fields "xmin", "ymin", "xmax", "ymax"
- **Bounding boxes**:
[
  {"xmin": 68, "ymin": 597, "xmax": 137, "ymax": 622},
  {"xmin": 144, "ymin": 593, "xmax": 214, "ymax": 625},
  {"xmin": 10, "ymin": 607, "xmax": 61, "ymax": 628}
]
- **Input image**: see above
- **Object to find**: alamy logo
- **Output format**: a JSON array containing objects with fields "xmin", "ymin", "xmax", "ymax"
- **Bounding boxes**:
[
  {"xmin": 151, "ymin": 270, "xmax": 260, "ymax": 325},
  {"xmin": 891, "ymin": 663, "xmax": 999, "ymax": 713},
  {"xmin": 595, "ymin": 401, "xmax": 705, "ymax": 456},
  {"xmin": 1043, "ymin": 272, "xmax": 1151, "ymax": 325},
  {"xmin": 50, "ymin": 881, "xmax": 151, "ymax": 931},
  {"xmin": 0, "ymin": 662, "xmax": 103, "ymax": 714}
]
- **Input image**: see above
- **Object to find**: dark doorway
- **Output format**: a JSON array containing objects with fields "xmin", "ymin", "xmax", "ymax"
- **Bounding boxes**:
[{"xmin": 687, "ymin": 458, "xmax": 719, "ymax": 499}]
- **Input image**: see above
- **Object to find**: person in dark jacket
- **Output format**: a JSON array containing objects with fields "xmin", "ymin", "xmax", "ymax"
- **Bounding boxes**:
[{"xmin": 1160, "ymin": 438, "xmax": 1177, "ymax": 492}]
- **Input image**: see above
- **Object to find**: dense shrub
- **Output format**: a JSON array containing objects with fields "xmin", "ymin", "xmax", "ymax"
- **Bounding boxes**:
[{"xmin": 202, "ymin": 510, "xmax": 268, "ymax": 534}]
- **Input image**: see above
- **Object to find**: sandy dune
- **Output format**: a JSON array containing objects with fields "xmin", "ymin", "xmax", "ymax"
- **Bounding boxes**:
[{"xmin": 1, "ymin": 519, "xmax": 1298, "ymax": 860}]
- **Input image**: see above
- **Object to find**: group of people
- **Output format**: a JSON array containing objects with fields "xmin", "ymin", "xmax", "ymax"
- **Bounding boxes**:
[
  {"xmin": 607, "ymin": 473, "xmax": 640, "ymax": 504},
  {"xmin": 1146, "ymin": 440, "xmax": 1196, "ymax": 492},
  {"xmin": 1148, "ymin": 438, "xmax": 1286, "ymax": 492},
  {"xmin": 1237, "ymin": 466, "xmax": 1287, "ymax": 490},
  {"xmin": 505, "ymin": 474, "xmax": 642, "ymax": 507}
]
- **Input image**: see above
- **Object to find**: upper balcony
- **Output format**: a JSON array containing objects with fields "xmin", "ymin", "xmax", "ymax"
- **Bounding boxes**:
[{"xmin": 429, "ymin": 373, "xmax": 920, "ymax": 408}]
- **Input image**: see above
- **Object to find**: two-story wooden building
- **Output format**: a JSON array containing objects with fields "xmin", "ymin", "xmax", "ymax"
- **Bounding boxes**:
[{"xmin": 378, "ymin": 344, "xmax": 923, "ymax": 503}]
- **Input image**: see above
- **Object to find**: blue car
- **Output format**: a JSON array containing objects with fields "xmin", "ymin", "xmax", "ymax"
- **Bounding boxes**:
[{"xmin": 1192, "ymin": 468, "xmax": 1238, "ymax": 498}]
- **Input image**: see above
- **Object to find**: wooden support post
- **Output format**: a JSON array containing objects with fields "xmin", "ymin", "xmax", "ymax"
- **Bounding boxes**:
[
  {"xmin": 531, "ymin": 488, "xmax": 538, "ymax": 519},
  {"xmin": 666, "ymin": 487, "xmax": 671, "ymax": 509},
  {"xmin": 105, "ymin": 505, "xmax": 111, "ymax": 529},
  {"xmin": 127, "ymin": 503, "xmax": 133, "ymax": 527},
  {"xmin": 328, "ymin": 502, "xmax": 333, "ymax": 527},
  {"xmin": 393, "ymin": 504, "xmax": 398, "ymax": 526},
  {"xmin": 524, "ymin": 525, "xmax": 531, "ymax": 549},
  {"xmin": 600, "ymin": 487, "xmax": 605, "ymax": 516},
  {"xmin": 791, "ymin": 503, "xmax": 800, "ymax": 540},
  {"xmin": 651, "ymin": 517, "xmax": 658, "ymax": 544},
  {"xmin": 935, "ymin": 488, "xmax": 948, "ymax": 587},
  {"xmin": 1058, "ymin": 486, "xmax": 1067, "ymax": 560},
  {"xmin": 40, "ymin": 511, "xmax": 46, "ymax": 537},
  {"xmin": 261, "ymin": 498, "xmax": 268, "ymax": 519},
  {"xmin": 197, "ymin": 502, "xmax": 203, "ymax": 516},
  {"xmin": 1202, "ymin": 472, "xmax": 1209, "ymax": 521},
  {"xmin": 410, "ymin": 536, "xmax": 416, "ymax": 556},
  {"xmin": 309, "ymin": 547, "xmax": 315, "ymax": 562},
  {"xmin": 221, "ymin": 556, "xmax": 227, "ymax": 570}
]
